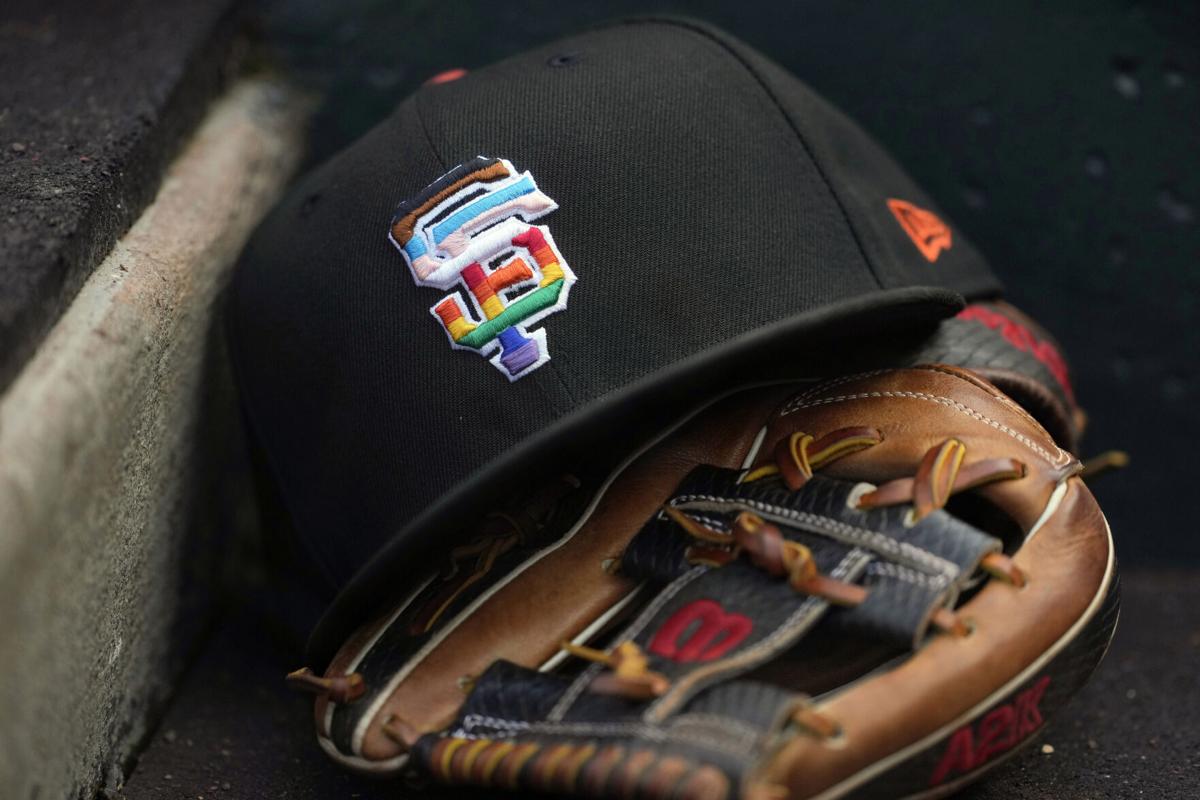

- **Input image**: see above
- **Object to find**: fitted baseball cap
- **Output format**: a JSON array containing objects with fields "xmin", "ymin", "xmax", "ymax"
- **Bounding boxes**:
[{"xmin": 229, "ymin": 17, "xmax": 1002, "ymax": 666}]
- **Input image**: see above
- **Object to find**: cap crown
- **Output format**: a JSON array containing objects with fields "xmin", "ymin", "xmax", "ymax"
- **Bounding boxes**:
[{"xmin": 230, "ymin": 19, "xmax": 999, "ymax": 598}]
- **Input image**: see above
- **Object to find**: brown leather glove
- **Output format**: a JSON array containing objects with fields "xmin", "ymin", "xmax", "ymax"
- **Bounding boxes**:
[{"xmin": 289, "ymin": 310, "xmax": 1117, "ymax": 800}]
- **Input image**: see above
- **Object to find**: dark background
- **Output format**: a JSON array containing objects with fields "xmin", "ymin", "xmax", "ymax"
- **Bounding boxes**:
[
  {"xmin": 253, "ymin": 0, "xmax": 1199, "ymax": 566},
  {"xmin": 2, "ymin": 1, "xmax": 1196, "ymax": 797}
]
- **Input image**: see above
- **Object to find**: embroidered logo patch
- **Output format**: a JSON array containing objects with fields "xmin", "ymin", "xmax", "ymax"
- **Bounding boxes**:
[
  {"xmin": 389, "ymin": 156, "xmax": 575, "ymax": 380},
  {"xmin": 649, "ymin": 599, "xmax": 753, "ymax": 662},
  {"xmin": 887, "ymin": 198, "xmax": 953, "ymax": 263}
]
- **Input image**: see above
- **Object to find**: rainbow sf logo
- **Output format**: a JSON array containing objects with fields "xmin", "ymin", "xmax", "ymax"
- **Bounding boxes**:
[{"xmin": 388, "ymin": 156, "xmax": 576, "ymax": 380}]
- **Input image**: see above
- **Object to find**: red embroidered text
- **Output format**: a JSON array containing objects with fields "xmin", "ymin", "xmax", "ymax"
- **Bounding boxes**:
[
  {"xmin": 956, "ymin": 304, "xmax": 1074, "ymax": 402},
  {"xmin": 930, "ymin": 675, "xmax": 1051, "ymax": 786}
]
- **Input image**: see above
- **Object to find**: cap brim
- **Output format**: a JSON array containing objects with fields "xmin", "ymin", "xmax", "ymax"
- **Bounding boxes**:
[{"xmin": 306, "ymin": 285, "xmax": 963, "ymax": 667}]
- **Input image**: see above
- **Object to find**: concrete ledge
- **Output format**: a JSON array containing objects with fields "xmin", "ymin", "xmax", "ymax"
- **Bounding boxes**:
[
  {"xmin": 0, "ymin": 76, "xmax": 310, "ymax": 799},
  {"xmin": 0, "ymin": 0, "xmax": 247, "ymax": 392}
]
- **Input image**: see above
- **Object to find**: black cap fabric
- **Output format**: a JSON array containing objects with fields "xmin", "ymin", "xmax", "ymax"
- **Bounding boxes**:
[{"xmin": 228, "ymin": 17, "xmax": 1001, "ymax": 666}]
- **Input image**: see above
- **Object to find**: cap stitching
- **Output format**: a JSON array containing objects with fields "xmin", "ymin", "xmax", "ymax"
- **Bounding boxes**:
[
  {"xmin": 546, "ymin": 353, "xmax": 580, "ymax": 407},
  {"xmin": 413, "ymin": 90, "xmax": 449, "ymax": 172}
]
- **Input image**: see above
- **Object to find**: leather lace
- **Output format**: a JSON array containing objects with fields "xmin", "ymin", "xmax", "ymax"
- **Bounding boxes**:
[
  {"xmin": 741, "ymin": 426, "xmax": 1026, "ymax": 585},
  {"xmin": 567, "ymin": 426, "xmax": 1031, "ymax": 723}
]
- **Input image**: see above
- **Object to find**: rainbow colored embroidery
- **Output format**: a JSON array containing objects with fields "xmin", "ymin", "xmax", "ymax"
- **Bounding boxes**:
[{"xmin": 389, "ymin": 157, "xmax": 576, "ymax": 380}]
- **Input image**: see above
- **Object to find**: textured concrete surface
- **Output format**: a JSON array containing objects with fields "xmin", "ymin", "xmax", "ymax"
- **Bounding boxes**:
[
  {"xmin": 0, "ymin": 76, "xmax": 311, "ymax": 800},
  {"xmin": 0, "ymin": 0, "xmax": 243, "ymax": 392},
  {"xmin": 119, "ymin": 567, "xmax": 1200, "ymax": 799}
]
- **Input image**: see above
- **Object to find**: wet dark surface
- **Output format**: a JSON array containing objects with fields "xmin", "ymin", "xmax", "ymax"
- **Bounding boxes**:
[
  {"xmin": 0, "ymin": 0, "xmax": 243, "ymax": 390},
  {"xmin": 119, "ymin": 567, "xmax": 1200, "ymax": 799}
]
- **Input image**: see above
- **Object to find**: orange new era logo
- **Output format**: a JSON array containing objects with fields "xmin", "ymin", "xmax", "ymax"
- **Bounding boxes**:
[{"xmin": 887, "ymin": 198, "xmax": 952, "ymax": 262}]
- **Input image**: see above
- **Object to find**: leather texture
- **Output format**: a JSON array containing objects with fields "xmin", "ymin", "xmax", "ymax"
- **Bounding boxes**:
[
  {"xmin": 900, "ymin": 301, "xmax": 1082, "ymax": 452},
  {"xmin": 303, "ymin": 363, "xmax": 1115, "ymax": 800},
  {"xmin": 321, "ymin": 387, "xmax": 792, "ymax": 763}
]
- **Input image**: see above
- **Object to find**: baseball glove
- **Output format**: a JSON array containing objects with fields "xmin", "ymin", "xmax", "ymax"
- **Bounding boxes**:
[{"xmin": 288, "ymin": 302, "xmax": 1118, "ymax": 800}]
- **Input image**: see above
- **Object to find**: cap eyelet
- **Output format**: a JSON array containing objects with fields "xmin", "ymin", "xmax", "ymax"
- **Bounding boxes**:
[
  {"xmin": 547, "ymin": 53, "xmax": 581, "ymax": 68},
  {"xmin": 299, "ymin": 193, "xmax": 320, "ymax": 218}
]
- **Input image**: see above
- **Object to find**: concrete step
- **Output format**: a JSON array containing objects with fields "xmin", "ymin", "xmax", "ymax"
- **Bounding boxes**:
[
  {"xmin": 0, "ymin": 76, "xmax": 310, "ymax": 800},
  {"xmin": 0, "ymin": 0, "xmax": 246, "ymax": 391}
]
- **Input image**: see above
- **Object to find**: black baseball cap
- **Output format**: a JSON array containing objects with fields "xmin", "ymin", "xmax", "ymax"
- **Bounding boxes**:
[{"xmin": 229, "ymin": 17, "xmax": 1002, "ymax": 667}]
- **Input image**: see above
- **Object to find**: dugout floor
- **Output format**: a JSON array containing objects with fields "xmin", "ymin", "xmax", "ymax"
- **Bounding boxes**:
[{"xmin": 119, "ymin": 567, "xmax": 1200, "ymax": 799}]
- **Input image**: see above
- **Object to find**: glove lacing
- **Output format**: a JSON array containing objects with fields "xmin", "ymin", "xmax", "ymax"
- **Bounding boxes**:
[{"xmin": 564, "ymin": 426, "xmax": 1031, "ymax": 740}]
